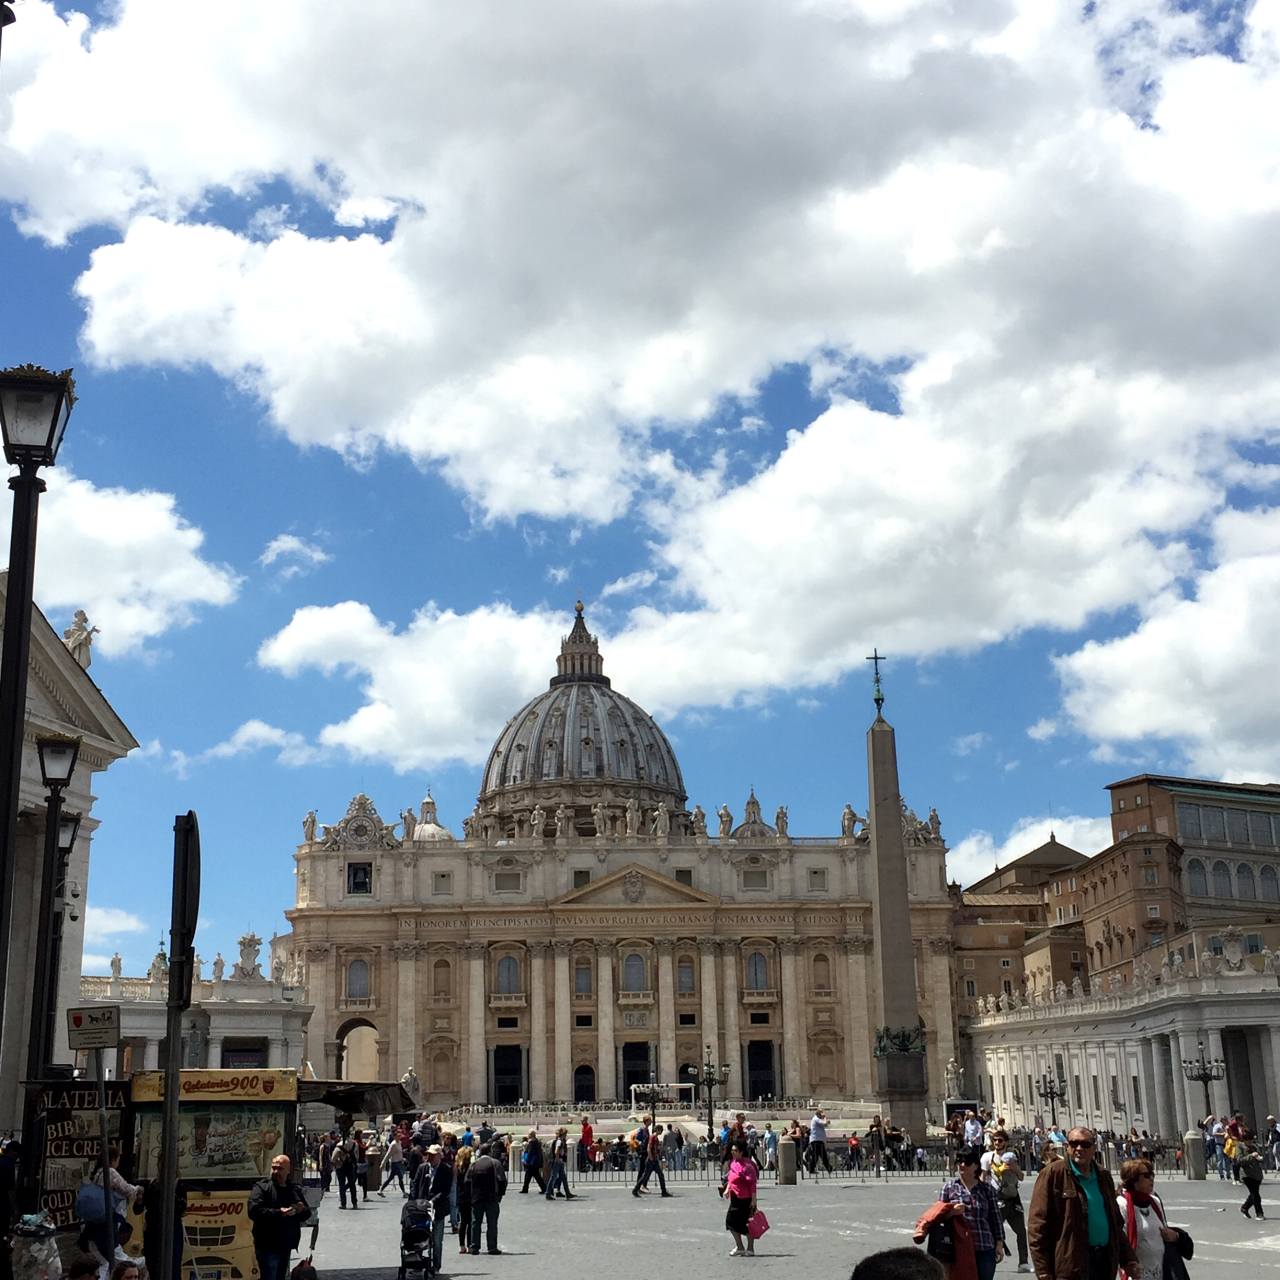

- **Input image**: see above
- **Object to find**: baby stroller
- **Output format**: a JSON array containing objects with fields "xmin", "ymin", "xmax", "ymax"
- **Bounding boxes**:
[{"xmin": 398, "ymin": 1197, "xmax": 435, "ymax": 1280}]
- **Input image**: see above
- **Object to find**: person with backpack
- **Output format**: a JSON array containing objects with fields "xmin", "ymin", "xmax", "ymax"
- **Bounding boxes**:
[
  {"xmin": 545, "ymin": 1127, "xmax": 574, "ymax": 1200},
  {"xmin": 519, "ymin": 1130, "xmax": 547, "ymax": 1194},
  {"xmin": 332, "ymin": 1131, "xmax": 359, "ymax": 1209},
  {"xmin": 1239, "ymin": 1140, "xmax": 1266, "ymax": 1220}
]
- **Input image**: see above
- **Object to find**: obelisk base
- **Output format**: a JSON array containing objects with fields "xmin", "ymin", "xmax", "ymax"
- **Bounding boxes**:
[{"xmin": 876, "ymin": 1052, "xmax": 927, "ymax": 1136}]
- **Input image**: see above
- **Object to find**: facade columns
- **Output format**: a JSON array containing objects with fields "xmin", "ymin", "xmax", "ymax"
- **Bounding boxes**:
[
  {"xmin": 553, "ymin": 940, "xmax": 572, "ymax": 1100},
  {"xmin": 843, "ymin": 935, "xmax": 873, "ymax": 1099},
  {"xmin": 303, "ymin": 944, "xmax": 332, "ymax": 1074},
  {"xmin": 529, "ymin": 942, "xmax": 548, "ymax": 1101},
  {"xmin": 394, "ymin": 943, "xmax": 419, "ymax": 1079},
  {"xmin": 1206, "ymin": 1028, "xmax": 1231, "ymax": 1116},
  {"xmin": 596, "ymin": 942, "xmax": 616, "ymax": 1101},
  {"xmin": 1172, "ymin": 1029, "xmax": 1204, "ymax": 1128},
  {"xmin": 720, "ymin": 941, "xmax": 741, "ymax": 1100},
  {"xmin": 927, "ymin": 937, "xmax": 956, "ymax": 1105},
  {"xmin": 698, "ymin": 938, "xmax": 720, "ymax": 1071},
  {"xmin": 1146, "ymin": 1038, "xmax": 1169, "ymax": 1138},
  {"xmin": 467, "ymin": 942, "xmax": 487, "ymax": 1102},
  {"xmin": 657, "ymin": 939, "xmax": 677, "ymax": 1084},
  {"xmin": 779, "ymin": 938, "xmax": 804, "ymax": 1097},
  {"xmin": 206, "ymin": 1036, "xmax": 222, "ymax": 1071}
]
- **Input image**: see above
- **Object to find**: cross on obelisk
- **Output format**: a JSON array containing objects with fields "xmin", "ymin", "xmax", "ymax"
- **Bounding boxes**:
[{"xmin": 866, "ymin": 648, "xmax": 888, "ymax": 714}]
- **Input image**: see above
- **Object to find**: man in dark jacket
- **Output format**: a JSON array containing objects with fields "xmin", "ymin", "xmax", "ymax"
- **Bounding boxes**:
[
  {"xmin": 1028, "ymin": 1127, "xmax": 1139, "ymax": 1279},
  {"xmin": 411, "ymin": 1146, "xmax": 453, "ymax": 1274},
  {"xmin": 247, "ymin": 1156, "xmax": 308, "ymax": 1280},
  {"xmin": 519, "ymin": 1130, "xmax": 546, "ymax": 1194},
  {"xmin": 466, "ymin": 1143, "xmax": 507, "ymax": 1255}
]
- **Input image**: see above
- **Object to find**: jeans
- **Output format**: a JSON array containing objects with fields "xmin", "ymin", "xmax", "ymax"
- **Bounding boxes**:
[
  {"xmin": 637, "ymin": 1157, "xmax": 667, "ymax": 1193},
  {"xmin": 256, "ymin": 1250, "xmax": 292, "ymax": 1280},
  {"xmin": 1243, "ymin": 1177, "xmax": 1264, "ymax": 1217},
  {"xmin": 337, "ymin": 1164, "xmax": 359, "ymax": 1207},
  {"xmin": 430, "ymin": 1210, "xmax": 447, "ymax": 1271},
  {"xmin": 1000, "ymin": 1198, "xmax": 1028, "ymax": 1266},
  {"xmin": 320, "ymin": 1166, "xmax": 332, "ymax": 1194},
  {"xmin": 973, "ymin": 1248, "xmax": 997, "ymax": 1280},
  {"xmin": 380, "ymin": 1161, "xmax": 405, "ymax": 1193},
  {"xmin": 469, "ymin": 1200, "xmax": 500, "ymax": 1254},
  {"xmin": 545, "ymin": 1159, "xmax": 569, "ymax": 1198},
  {"xmin": 448, "ymin": 1175, "xmax": 459, "ymax": 1228}
]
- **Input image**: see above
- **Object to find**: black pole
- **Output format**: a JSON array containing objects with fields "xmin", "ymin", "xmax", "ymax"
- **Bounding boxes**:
[
  {"xmin": 0, "ymin": 466, "xmax": 45, "ymax": 1029},
  {"xmin": 26, "ymin": 783, "xmax": 63, "ymax": 1082},
  {"xmin": 42, "ymin": 842, "xmax": 72, "ymax": 1075}
]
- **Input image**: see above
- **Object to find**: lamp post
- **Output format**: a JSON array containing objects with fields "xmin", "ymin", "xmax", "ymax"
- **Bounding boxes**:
[
  {"xmin": 0, "ymin": 365, "xmax": 75, "ymax": 1036},
  {"xmin": 1036, "ymin": 1072, "xmax": 1068, "ymax": 1128},
  {"xmin": 1181, "ymin": 1038, "xmax": 1226, "ymax": 1120},
  {"xmin": 684, "ymin": 1043, "xmax": 732, "ymax": 1142}
]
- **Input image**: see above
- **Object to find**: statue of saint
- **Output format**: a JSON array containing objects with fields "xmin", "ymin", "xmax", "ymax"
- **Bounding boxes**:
[
  {"xmin": 193, "ymin": 953, "xmax": 204, "ymax": 982},
  {"xmin": 651, "ymin": 802, "xmax": 670, "ymax": 838},
  {"xmin": 401, "ymin": 808, "xmax": 417, "ymax": 841},
  {"xmin": 591, "ymin": 801, "xmax": 608, "ymax": 836},
  {"xmin": 555, "ymin": 804, "xmax": 572, "ymax": 839},
  {"xmin": 944, "ymin": 1057, "xmax": 963, "ymax": 1097},
  {"xmin": 273, "ymin": 957, "xmax": 285, "ymax": 982},
  {"xmin": 529, "ymin": 804, "xmax": 547, "ymax": 837},
  {"xmin": 841, "ymin": 804, "xmax": 856, "ymax": 836},
  {"xmin": 928, "ymin": 807, "xmax": 942, "ymax": 840},
  {"xmin": 110, "ymin": 952, "xmax": 122, "ymax": 978},
  {"xmin": 691, "ymin": 805, "xmax": 707, "ymax": 837},
  {"xmin": 1071, "ymin": 976, "xmax": 1084, "ymax": 999},
  {"xmin": 625, "ymin": 798, "xmax": 641, "ymax": 837},
  {"xmin": 717, "ymin": 805, "xmax": 733, "ymax": 838},
  {"xmin": 302, "ymin": 810, "xmax": 317, "ymax": 843},
  {"xmin": 62, "ymin": 609, "xmax": 99, "ymax": 669},
  {"xmin": 774, "ymin": 806, "xmax": 788, "ymax": 837},
  {"xmin": 212, "ymin": 952, "xmax": 225, "ymax": 982}
]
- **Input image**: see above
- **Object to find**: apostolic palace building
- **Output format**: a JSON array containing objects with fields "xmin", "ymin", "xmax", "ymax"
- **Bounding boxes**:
[{"xmin": 276, "ymin": 605, "xmax": 954, "ymax": 1127}]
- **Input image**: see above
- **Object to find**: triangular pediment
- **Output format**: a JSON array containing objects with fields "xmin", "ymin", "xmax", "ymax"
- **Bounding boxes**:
[{"xmin": 552, "ymin": 862, "xmax": 718, "ymax": 907}]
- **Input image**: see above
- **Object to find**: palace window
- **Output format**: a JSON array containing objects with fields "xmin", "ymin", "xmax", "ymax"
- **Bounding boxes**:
[
  {"xmin": 1213, "ymin": 860, "xmax": 1233, "ymax": 898},
  {"xmin": 1187, "ymin": 859, "xmax": 1208, "ymax": 896},
  {"xmin": 346, "ymin": 958, "xmax": 370, "ymax": 1000},
  {"xmin": 1143, "ymin": 867, "xmax": 1158, "ymax": 885},
  {"xmin": 678, "ymin": 1012, "xmax": 696, "ymax": 1027},
  {"xmin": 622, "ymin": 952, "xmax": 646, "ymax": 992},
  {"xmin": 1238, "ymin": 864, "xmax": 1257, "ymax": 900},
  {"xmin": 741, "ymin": 868, "xmax": 769, "ymax": 891},
  {"xmin": 964, "ymin": 979, "xmax": 977, "ymax": 997},
  {"xmin": 575, "ymin": 1014, "xmax": 593, "ymax": 1028},
  {"xmin": 748, "ymin": 1011, "xmax": 770, "ymax": 1025},
  {"xmin": 1262, "ymin": 866, "xmax": 1280, "ymax": 902},
  {"xmin": 496, "ymin": 955, "xmax": 520, "ymax": 994},
  {"xmin": 745, "ymin": 951, "xmax": 769, "ymax": 991},
  {"xmin": 346, "ymin": 863, "xmax": 372, "ymax": 895}
]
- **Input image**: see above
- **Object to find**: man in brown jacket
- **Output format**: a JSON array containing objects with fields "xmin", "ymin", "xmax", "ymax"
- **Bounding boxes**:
[{"xmin": 1028, "ymin": 1126, "xmax": 1139, "ymax": 1280}]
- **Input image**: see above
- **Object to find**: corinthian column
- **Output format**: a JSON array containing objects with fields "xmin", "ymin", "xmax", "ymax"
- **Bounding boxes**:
[
  {"xmin": 466, "ymin": 942, "xmax": 488, "ymax": 1102},
  {"xmin": 779, "ymin": 938, "xmax": 804, "ymax": 1096},
  {"xmin": 699, "ymin": 937, "xmax": 720, "ymax": 1066},
  {"xmin": 393, "ymin": 943, "xmax": 419, "ymax": 1078},
  {"xmin": 553, "ymin": 939, "xmax": 573, "ymax": 1100},
  {"xmin": 529, "ymin": 941, "xmax": 549, "ymax": 1101},
  {"xmin": 720, "ymin": 941, "xmax": 741, "ymax": 1100},
  {"xmin": 843, "ymin": 934, "xmax": 873, "ymax": 1098},
  {"xmin": 597, "ymin": 942, "xmax": 616, "ymax": 1101},
  {"xmin": 657, "ymin": 939, "xmax": 677, "ymax": 1084}
]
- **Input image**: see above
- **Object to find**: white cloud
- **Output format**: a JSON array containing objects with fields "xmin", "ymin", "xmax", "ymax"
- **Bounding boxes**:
[
  {"xmin": 81, "ymin": 953, "xmax": 114, "ymax": 974},
  {"xmin": 599, "ymin": 570, "xmax": 658, "ymax": 600},
  {"xmin": 947, "ymin": 813, "xmax": 1113, "ymax": 889},
  {"xmin": 952, "ymin": 731, "xmax": 989, "ymax": 757},
  {"xmin": 259, "ymin": 533, "xmax": 331, "ymax": 580},
  {"xmin": 83, "ymin": 905, "xmax": 149, "ymax": 945},
  {"xmin": 1055, "ymin": 507, "xmax": 1280, "ymax": 780},
  {"xmin": 0, "ymin": 469, "xmax": 240, "ymax": 656},
  {"xmin": 172, "ymin": 718, "xmax": 323, "ymax": 778},
  {"xmin": 1027, "ymin": 718, "xmax": 1058, "ymax": 742},
  {"xmin": 545, "ymin": 565, "xmax": 570, "ymax": 585}
]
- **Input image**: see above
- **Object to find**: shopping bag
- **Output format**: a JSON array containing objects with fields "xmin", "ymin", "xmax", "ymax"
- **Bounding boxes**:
[{"xmin": 747, "ymin": 1209, "xmax": 770, "ymax": 1240}]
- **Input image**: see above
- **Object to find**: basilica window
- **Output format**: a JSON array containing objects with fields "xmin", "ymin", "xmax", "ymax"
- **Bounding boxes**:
[
  {"xmin": 622, "ymin": 952, "xmax": 646, "ymax": 992},
  {"xmin": 346, "ymin": 862, "xmax": 373, "ymax": 895},
  {"xmin": 807, "ymin": 868, "xmax": 828, "ymax": 893},
  {"xmin": 574, "ymin": 958, "xmax": 593, "ymax": 995},
  {"xmin": 346, "ymin": 959, "xmax": 370, "ymax": 1000},
  {"xmin": 741, "ymin": 868, "xmax": 769, "ymax": 891},
  {"xmin": 674, "ymin": 868, "xmax": 693, "ymax": 886},
  {"xmin": 433, "ymin": 959, "xmax": 453, "ymax": 1000},
  {"xmin": 1238, "ymin": 863, "xmax": 1257, "ymax": 900},
  {"xmin": 1262, "ymin": 866, "xmax": 1280, "ymax": 902},
  {"xmin": 1187, "ymin": 859, "xmax": 1208, "ymax": 897},
  {"xmin": 812, "ymin": 953, "xmax": 832, "ymax": 992},
  {"xmin": 432, "ymin": 872, "xmax": 453, "ymax": 896},
  {"xmin": 676, "ymin": 957, "xmax": 695, "ymax": 994},
  {"xmin": 745, "ymin": 951, "xmax": 769, "ymax": 991},
  {"xmin": 494, "ymin": 871, "xmax": 523, "ymax": 893},
  {"xmin": 1213, "ymin": 860, "xmax": 1233, "ymax": 898},
  {"xmin": 496, "ymin": 955, "xmax": 520, "ymax": 994}
]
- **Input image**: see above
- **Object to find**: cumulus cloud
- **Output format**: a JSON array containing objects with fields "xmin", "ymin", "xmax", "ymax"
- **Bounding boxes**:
[
  {"xmin": 259, "ymin": 533, "xmax": 331, "ymax": 580},
  {"xmin": 1055, "ymin": 507, "xmax": 1280, "ymax": 780},
  {"xmin": 952, "ymin": 731, "xmax": 989, "ymax": 757},
  {"xmin": 81, "ymin": 953, "xmax": 114, "ymax": 974},
  {"xmin": 599, "ymin": 570, "xmax": 658, "ymax": 599},
  {"xmin": 0, "ymin": 469, "xmax": 240, "ymax": 656},
  {"xmin": 171, "ymin": 718, "xmax": 324, "ymax": 778},
  {"xmin": 1027, "ymin": 718, "xmax": 1059, "ymax": 742},
  {"xmin": 947, "ymin": 814, "xmax": 1113, "ymax": 889},
  {"xmin": 83, "ymin": 905, "xmax": 148, "ymax": 945}
]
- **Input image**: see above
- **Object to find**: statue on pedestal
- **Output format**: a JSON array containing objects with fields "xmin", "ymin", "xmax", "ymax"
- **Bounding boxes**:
[
  {"xmin": 63, "ymin": 610, "xmax": 99, "ymax": 669},
  {"xmin": 212, "ymin": 952, "xmax": 225, "ymax": 981},
  {"xmin": 651, "ymin": 802, "xmax": 670, "ymax": 838},
  {"xmin": 110, "ymin": 952, "xmax": 122, "ymax": 978},
  {"xmin": 625, "ymin": 798, "xmax": 641, "ymax": 837},
  {"xmin": 529, "ymin": 804, "xmax": 547, "ymax": 838},
  {"xmin": 945, "ymin": 1057, "xmax": 964, "ymax": 1097},
  {"xmin": 302, "ymin": 810, "xmax": 317, "ymax": 843},
  {"xmin": 555, "ymin": 804, "xmax": 572, "ymax": 839},
  {"xmin": 591, "ymin": 801, "xmax": 608, "ymax": 836},
  {"xmin": 691, "ymin": 805, "xmax": 707, "ymax": 837},
  {"xmin": 841, "ymin": 804, "xmax": 857, "ymax": 837},
  {"xmin": 717, "ymin": 804, "xmax": 733, "ymax": 838},
  {"xmin": 774, "ymin": 806, "xmax": 788, "ymax": 837}
]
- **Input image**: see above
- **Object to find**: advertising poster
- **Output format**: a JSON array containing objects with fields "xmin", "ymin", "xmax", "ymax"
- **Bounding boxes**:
[
  {"xmin": 181, "ymin": 1191, "xmax": 260, "ymax": 1280},
  {"xmin": 132, "ymin": 1071, "xmax": 297, "ymax": 1104},
  {"xmin": 135, "ymin": 1106, "xmax": 288, "ymax": 1181},
  {"xmin": 34, "ymin": 1082, "xmax": 130, "ymax": 1227}
]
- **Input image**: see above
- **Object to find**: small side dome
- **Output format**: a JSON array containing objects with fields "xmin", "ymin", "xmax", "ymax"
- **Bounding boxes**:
[{"xmin": 731, "ymin": 789, "xmax": 776, "ymax": 840}]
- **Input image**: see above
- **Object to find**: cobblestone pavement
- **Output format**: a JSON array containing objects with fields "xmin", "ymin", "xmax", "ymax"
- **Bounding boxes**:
[{"xmin": 309, "ymin": 1172, "xmax": 1280, "ymax": 1279}]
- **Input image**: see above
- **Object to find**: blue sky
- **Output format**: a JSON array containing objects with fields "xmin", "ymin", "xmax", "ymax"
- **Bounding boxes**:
[{"xmin": 1, "ymin": 0, "xmax": 1279, "ymax": 973}]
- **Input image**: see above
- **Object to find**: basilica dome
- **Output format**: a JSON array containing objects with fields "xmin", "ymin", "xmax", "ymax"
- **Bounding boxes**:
[{"xmin": 476, "ymin": 604, "xmax": 686, "ymax": 830}]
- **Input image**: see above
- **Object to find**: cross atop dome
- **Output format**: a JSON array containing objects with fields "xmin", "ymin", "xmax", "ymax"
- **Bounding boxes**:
[{"xmin": 552, "ymin": 601, "xmax": 610, "ymax": 687}]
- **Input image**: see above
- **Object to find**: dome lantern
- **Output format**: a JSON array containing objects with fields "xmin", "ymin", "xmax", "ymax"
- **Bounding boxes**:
[{"xmin": 552, "ymin": 600, "xmax": 609, "ymax": 687}]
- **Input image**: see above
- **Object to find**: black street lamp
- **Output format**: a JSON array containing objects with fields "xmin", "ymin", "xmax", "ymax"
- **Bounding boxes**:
[
  {"xmin": 1181, "ymin": 1038, "xmax": 1226, "ymax": 1119},
  {"xmin": 1036, "ymin": 1072, "xmax": 1068, "ymax": 1128},
  {"xmin": 44, "ymin": 807, "xmax": 83, "ymax": 1068},
  {"xmin": 684, "ymin": 1043, "xmax": 731, "ymax": 1142},
  {"xmin": 0, "ymin": 365, "xmax": 76, "ymax": 1036}
]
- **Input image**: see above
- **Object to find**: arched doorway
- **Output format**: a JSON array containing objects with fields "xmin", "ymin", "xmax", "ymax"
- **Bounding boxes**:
[
  {"xmin": 492, "ymin": 1045, "xmax": 523, "ymax": 1104},
  {"xmin": 574, "ymin": 1064, "xmax": 596, "ymax": 1104},
  {"xmin": 335, "ymin": 1018, "xmax": 378, "ymax": 1080},
  {"xmin": 746, "ymin": 1040, "xmax": 776, "ymax": 1101}
]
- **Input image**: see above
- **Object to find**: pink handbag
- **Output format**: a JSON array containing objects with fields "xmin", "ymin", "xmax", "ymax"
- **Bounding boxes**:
[{"xmin": 747, "ymin": 1209, "xmax": 770, "ymax": 1240}]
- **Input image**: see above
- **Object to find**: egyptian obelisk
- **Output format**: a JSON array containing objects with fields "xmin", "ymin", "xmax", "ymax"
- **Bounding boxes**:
[{"xmin": 864, "ymin": 653, "xmax": 927, "ymax": 1133}]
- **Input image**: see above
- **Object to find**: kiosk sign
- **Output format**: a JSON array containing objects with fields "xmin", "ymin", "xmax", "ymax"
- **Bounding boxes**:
[{"xmin": 66, "ymin": 1005, "xmax": 121, "ymax": 1050}]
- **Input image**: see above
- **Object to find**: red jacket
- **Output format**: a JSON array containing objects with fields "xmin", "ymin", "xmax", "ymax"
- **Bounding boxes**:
[{"xmin": 914, "ymin": 1201, "xmax": 976, "ymax": 1280}]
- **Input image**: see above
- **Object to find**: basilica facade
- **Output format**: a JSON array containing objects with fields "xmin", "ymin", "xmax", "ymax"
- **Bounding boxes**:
[{"xmin": 276, "ymin": 606, "xmax": 957, "ymax": 1116}]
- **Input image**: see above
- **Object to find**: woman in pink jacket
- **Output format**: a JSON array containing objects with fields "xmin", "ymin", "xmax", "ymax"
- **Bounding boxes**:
[{"xmin": 724, "ymin": 1138, "xmax": 759, "ymax": 1257}]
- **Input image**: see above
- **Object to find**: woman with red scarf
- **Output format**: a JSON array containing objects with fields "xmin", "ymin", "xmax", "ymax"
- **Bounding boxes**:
[{"xmin": 1115, "ymin": 1159, "xmax": 1178, "ymax": 1280}]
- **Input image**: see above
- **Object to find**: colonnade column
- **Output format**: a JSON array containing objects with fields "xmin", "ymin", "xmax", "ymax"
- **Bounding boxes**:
[
  {"xmin": 596, "ymin": 942, "xmax": 616, "ymax": 1101},
  {"xmin": 1143, "ymin": 1038, "xmax": 1164, "ymax": 1138},
  {"xmin": 205, "ymin": 1036, "xmax": 222, "ymax": 1071},
  {"xmin": 843, "ymin": 934, "xmax": 873, "ymax": 1099},
  {"xmin": 529, "ymin": 941, "xmax": 548, "ymax": 1101},
  {"xmin": 720, "ymin": 941, "xmax": 741, "ymax": 1100},
  {"xmin": 553, "ymin": 939, "xmax": 572, "ymax": 1100},
  {"xmin": 699, "ymin": 938, "xmax": 720, "ymax": 1069},
  {"xmin": 1206, "ymin": 1028, "xmax": 1231, "ymax": 1116},
  {"xmin": 657, "ymin": 939, "xmax": 677, "ymax": 1084},
  {"xmin": 1162, "ymin": 1036, "xmax": 1187, "ymax": 1134},
  {"xmin": 467, "ymin": 942, "xmax": 488, "ymax": 1102},
  {"xmin": 779, "ymin": 938, "xmax": 804, "ymax": 1097},
  {"xmin": 1172, "ymin": 1029, "xmax": 1203, "ymax": 1130},
  {"xmin": 304, "ymin": 943, "xmax": 333, "ymax": 1076},
  {"xmin": 394, "ymin": 943, "xmax": 419, "ymax": 1078}
]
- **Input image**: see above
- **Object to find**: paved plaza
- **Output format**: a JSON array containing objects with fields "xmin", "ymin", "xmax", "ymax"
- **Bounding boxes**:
[{"xmin": 310, "ymin": 1170, "xmax": 1280, "ymax": 1279}]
